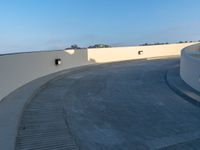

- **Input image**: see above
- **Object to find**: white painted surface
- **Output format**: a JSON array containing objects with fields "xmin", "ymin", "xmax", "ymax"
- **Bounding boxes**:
[
  {"xmin": 0, "ymin": 43, "xmax": 197, "ymax": 102},
  {"xmin": 88, "ymin": 43, "xmax": 195, "ymax": 63},
  {"xmin": 0, "ymin": 50, "xmax": 91, "ymax": 102},
  {"xmin": 180, "ymin": 43, "xmax": 200, "ymax": 92}
]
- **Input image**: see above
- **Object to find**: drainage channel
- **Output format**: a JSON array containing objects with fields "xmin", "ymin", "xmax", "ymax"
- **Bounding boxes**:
[{"xmin": 15, "ymin": 79, "xmax": 79, "ymax": 150}]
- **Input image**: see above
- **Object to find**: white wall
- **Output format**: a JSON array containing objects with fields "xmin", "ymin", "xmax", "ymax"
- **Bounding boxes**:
[
  {"xmin": 180, "ymin": 43, "xmax": 200, "ymax": 92},
  {"xmin": 0, "ymin": 50, "xmax": 91, "ymax": 102},
  {"xmin": 0, "ymin": 42, "xmax": 196, "ymax": 102},
  {"xmin": 88, "ymin": 43, "xmax": 196, "ymax": 63}
]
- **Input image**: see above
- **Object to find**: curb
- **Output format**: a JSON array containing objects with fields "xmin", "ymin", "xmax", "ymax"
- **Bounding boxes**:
[{"xmin": 165, "ymin": 66, "xmax": 200, "ymax": 107}]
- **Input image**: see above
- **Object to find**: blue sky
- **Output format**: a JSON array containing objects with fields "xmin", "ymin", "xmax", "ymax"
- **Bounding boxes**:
[{"xmin": 0, "ymin": 0, "xmax": 200, "ymax": 53}]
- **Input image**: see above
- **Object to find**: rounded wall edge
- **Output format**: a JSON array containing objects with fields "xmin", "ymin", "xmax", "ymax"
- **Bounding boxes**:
[{"xmin": 180, "ymin": 43, "xmax": 200, "ymax": 92}]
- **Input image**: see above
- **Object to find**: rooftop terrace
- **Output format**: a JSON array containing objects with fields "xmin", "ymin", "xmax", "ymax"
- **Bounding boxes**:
[{"xmin": 0, "ymin": 43, "xmax": 200, "ymax": 150}]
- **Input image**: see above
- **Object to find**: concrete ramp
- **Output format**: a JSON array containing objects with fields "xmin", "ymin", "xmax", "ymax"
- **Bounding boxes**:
[{"xmin": 16, "ymin": 58, "xmax": 200, "ymax": 150}]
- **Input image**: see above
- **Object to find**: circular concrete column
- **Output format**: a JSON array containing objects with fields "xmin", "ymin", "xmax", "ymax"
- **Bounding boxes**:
[{"xmin": 180, "ymin": 43, "xmax": 200, "ymax": 92}]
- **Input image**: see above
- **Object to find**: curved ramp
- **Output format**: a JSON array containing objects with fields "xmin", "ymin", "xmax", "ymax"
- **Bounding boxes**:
[
  {"xmin": 16, "ymin": 58, "xmax": 200, "ymax": 150},
  {"xmin": 16, "ymin": 80, "xmax": 79, "ymax": 150}
]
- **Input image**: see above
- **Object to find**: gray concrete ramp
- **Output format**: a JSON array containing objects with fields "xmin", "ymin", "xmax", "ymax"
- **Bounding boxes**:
[
  {"xmin": 16, "ymin": 79, "xmax": 79, "ymax": 150},
  {"xmin": 16, "ymin": 58, "xmax": 200, "ymax": 150}
]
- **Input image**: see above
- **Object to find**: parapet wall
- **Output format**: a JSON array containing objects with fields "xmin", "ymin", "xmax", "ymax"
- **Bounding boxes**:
[
  {"xmin": 0, "ymin": 42, "xmax": 196, "ymax": 102},
  {"xmin": 180, "ymin": 43, "xmax": 200, "ymax": 92},
  {"xmin": 88, "ymin": 43, "xmax": 194, "ymax": 63},
  {"xmin": 0, "ymin": 50, "xmax": 91, "ymax": 102}
]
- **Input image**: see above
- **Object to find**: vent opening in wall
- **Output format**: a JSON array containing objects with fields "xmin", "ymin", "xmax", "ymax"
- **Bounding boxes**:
[
  {"xmin": 138, "ymin": 50, "xmax": 143, "ymax": 55},
  {"xmin": 55, "ymin": 59, "xmax": 61, "ymax": 66}
]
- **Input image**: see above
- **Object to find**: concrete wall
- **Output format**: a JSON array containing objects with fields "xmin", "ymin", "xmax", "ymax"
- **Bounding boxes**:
[
  {"xmin": 0, "ymin": 50, "xmax": 91, "ymax": 102},
  {"xmin": 180, "ymin": 43, "xmax": 200, "ymax": 92},
  {"xmin": 88, "ymin": 43, "xmax": 196, "ymax": 63},
  {"xmin": 0, "ymin": 42, "xmax": 196, "ymax": 102}
]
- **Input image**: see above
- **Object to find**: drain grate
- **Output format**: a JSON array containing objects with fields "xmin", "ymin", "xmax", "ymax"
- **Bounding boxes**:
[{"xmin": 16, "ymin": 86, "xmax": 79, "ymax": 150}]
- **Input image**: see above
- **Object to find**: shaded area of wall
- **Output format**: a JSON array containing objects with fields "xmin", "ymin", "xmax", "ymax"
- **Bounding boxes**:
[
  {"xmin": 0, "ymin": 49, "xmax": 92, "ymax": 102},
  {"xmin": 0, "ymin": 42, "xmax": 197, "ymax": 102},
  {"xmin": 180, "ymin": 43, "xmax": 200, "ymax": 92}
]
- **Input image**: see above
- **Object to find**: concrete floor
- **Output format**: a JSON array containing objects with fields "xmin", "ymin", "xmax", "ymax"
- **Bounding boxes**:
[{"xmin": 16, "ymin": 58, "xmax": 200, "ymax": 150}]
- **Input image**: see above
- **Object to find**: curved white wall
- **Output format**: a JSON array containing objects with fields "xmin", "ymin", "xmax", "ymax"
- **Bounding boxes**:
[
  {"xmin": 0, "ymin": 50, "xmax": 91, "ymax": 102},
  {"xmin": 180, "ymin": 43, "xmax": 200, "ymax": 92},
  {"xmin": 0, "ymin": 42, "xmax": 196, "ymax": 102}
]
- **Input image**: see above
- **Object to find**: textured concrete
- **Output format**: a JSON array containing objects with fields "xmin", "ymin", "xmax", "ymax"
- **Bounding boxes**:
[
  {"xmin": 0, "ymin": 72, "xmax": 61, "ymax": 150},
  {"xmin": 0, "ymin": 65, "xmax": 96, "ymax": 150},
  {"xmin": 16, "ymin": 58, "xmax": 200, "ymax": 150},
  {"xmin": 166, "ymin": 66, "xmax": 200, "ymax": 107}
]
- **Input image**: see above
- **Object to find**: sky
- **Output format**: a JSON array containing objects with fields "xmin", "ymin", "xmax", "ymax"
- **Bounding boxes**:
[{"xmin": 0, "ymin": 0, "xmax": 200, "ymax": 53}]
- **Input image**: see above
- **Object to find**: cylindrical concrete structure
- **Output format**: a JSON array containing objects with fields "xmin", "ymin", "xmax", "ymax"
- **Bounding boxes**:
[{"xmin": 180, "ymin": 43, "xmax": 200, "ymax": 92}]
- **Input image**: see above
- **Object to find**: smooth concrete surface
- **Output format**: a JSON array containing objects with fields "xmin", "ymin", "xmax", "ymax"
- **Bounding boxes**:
[
  {"xmin": 0, "ymin": 42, "xmax": 196, "ymax": 102},
  {"xmin": 88, "ymin": 43, "xmax": 196, "ymax": 63},
  {"xmin": 16, "ymin": 58, "xmax": 200, "ymax": 150},
  {"xmin": 180, "ymin": 43, "xmax": 200, "ymax": 92}
]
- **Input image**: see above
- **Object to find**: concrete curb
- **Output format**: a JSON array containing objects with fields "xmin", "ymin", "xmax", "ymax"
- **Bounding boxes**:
[{"xmin": 165, "ymin": 66, "xmax": 200, "ymax": 107}]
